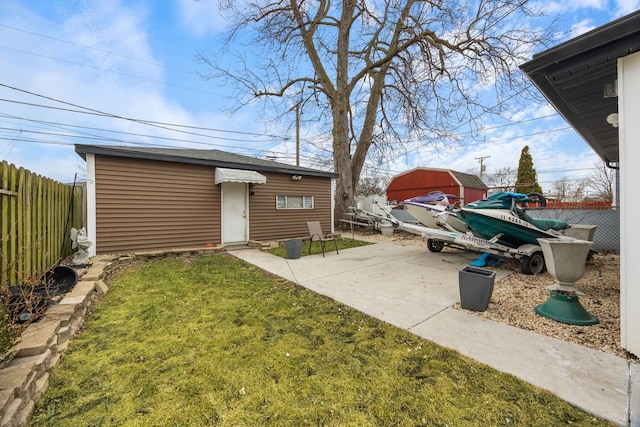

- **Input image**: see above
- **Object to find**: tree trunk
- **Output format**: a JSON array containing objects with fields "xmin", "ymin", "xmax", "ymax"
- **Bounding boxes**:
[
  {"xmin": 332, "ymin": 0, "xmax": 356, "ymax": 225},
  {"xmin": 333, "ymin": 126, "xmax": 352, "ymax": 225}
]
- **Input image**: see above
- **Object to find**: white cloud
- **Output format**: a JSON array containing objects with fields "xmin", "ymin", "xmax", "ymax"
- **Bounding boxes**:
[
  {"xmin": 64, "ymin": 1, "xmax": 159, "ymax": 80},
  {"xmin": 536, "ymin": 0, "xmax": 638, "ymax": 34},
  {"xmin": 0, "ymin": 1, "xmax": 240, "ymax": 182},
  {"xmin": 533, "ymin": 0, "xmax": 607, "ymax": 14},
  {"xmin": 614, "ymin": 0, "xmax": 640, "ymax": 16},
  {"xmin": 568, "ymin": 18, "xmax": 597, "ymax": 37},
  {"xmin": 0, "ymin": 0, "xmax": 616, "ymax": 187},
  {"xmin": 175, "ymin": 0, "xmax": 227, "ymax": 38}
]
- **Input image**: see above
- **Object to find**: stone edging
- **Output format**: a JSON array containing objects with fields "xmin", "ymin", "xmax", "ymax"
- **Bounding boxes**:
[
  {"xmin": 0, "ymin": 259, "xmax": 114, "ymax": 427},
  {"xmin": 0, "ymin": 246, "xmax": 228, "ymax": 427}
]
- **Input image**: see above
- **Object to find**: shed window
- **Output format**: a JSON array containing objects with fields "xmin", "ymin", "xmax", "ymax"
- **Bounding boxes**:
[{"xmin": 277, "ymin": 195, "xmax": 314, "ymax": 209}]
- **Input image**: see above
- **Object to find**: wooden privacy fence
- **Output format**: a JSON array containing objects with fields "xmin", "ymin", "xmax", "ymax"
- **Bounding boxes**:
[{"xmin": 1, "ymin": 161, "xmax": 83, "ymax": 287}]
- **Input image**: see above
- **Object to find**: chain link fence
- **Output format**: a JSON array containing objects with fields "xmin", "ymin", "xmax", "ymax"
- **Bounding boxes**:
[{"xmin": 528, "ymin": 207, "xmax": 619, "ymax": 252}]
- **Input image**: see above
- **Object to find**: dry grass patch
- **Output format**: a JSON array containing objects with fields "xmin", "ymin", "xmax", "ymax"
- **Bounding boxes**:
[{"xmin": 31, "ymin": 253, "xmax": 612, "ymax": 426}]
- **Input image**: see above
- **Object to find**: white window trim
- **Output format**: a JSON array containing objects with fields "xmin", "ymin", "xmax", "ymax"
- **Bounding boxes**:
[{"xmin": 276, "ymin": 195, "xmax": 314, "ymax": 209}]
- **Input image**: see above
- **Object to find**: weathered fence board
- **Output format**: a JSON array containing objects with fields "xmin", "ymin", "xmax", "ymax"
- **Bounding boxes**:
[{"xmin": 1, "ymin": 161, "xmax": 83, "ymax": 287}]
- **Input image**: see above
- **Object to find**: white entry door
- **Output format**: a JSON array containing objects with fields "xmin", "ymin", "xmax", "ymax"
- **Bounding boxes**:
[{"xmin": 221, "ymin": 182, "xmax": 248, "ymax": 244}]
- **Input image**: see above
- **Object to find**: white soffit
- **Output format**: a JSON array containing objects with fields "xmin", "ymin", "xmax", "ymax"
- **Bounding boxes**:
[{"xmin": 214, "ymin": 168, "xmax": 267, "ymax": 185}]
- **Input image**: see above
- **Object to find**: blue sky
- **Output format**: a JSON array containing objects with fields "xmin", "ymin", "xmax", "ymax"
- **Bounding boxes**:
[{"xmin": 0, "ymin": 0, "xmax": 638, "ymax": 192}]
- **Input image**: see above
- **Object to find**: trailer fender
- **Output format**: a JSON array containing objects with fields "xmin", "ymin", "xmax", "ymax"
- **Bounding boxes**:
[{"xmin": 517, "ymin": 244, "xmax": 542, "ymax": 257}]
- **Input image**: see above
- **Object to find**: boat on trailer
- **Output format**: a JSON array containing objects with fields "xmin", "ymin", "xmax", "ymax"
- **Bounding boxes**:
[
  {"xmin": 400, "ymin": 191, "xmax": 469, "ymax": 233},
  {"xmin": 354, "ymin": 194, "xmax": 592, "ymax": 275},
  {"xmin": 459, "ymin": 192, "xmax": 569, "ymax": 249}
]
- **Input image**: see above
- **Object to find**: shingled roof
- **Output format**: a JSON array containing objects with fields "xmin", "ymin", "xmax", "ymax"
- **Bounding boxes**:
[
  {"xmin": 75, "ymin": 144, "xmax": 338, "ymax": 178},
  {"xmin": 449, "ymin": 170, "xmax": 488, "ymax": 190}
]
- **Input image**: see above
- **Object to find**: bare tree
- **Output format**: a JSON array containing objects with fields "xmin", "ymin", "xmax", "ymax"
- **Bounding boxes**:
[
  {"xmin": 484, "ymin": 166, "xmax": 517, "ymax": 192},
  {"xmin": 572, "ymin": 178, "xmax": 589, "ymax": 202},
  {"xmin": 356, "ymin": 175, "xmax": 387, "ymax": 196},
  {"xmin": 586, "ymin": 159, "xmax": 615, "ymax": 202},
  {"xmin": 550, "ymin": 177, "xmax": 569, "ymax": 201},
  {"xmin": 199, "ymin": 0, "xmax": 555, "ymax": 222},
  {"xmin": 550, "ymin": 176, "xmax": 589, "ymax": 202}
]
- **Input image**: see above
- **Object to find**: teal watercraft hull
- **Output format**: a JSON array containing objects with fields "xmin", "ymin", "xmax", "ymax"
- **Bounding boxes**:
[{"xmin": 460, "ymin": 208, "xmax": 558, "ymax": 248}]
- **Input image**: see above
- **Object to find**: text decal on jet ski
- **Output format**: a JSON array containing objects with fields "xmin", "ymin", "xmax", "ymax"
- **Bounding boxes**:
[
  {"xmin": 500, "ymin": 213, "xmax": 534, "ymax": 228},
  {"xmin": 460, "ymin": 234, "xmax": 492, "ymax": 248}
]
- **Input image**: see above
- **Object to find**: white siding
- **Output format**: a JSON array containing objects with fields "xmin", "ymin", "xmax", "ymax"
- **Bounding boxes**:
[{"xmin": 619, "ymin": 51, "xmax": 640, "ymax": 357}]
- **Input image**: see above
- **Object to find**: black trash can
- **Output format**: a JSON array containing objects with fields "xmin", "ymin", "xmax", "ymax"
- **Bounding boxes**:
[
  {"xmin": 285, "ymin": 239, "xmax": 303, "ymax": 259},
  {"xmin": 458, "ymin": 266, "xmax": 496, "ymax": 312}
]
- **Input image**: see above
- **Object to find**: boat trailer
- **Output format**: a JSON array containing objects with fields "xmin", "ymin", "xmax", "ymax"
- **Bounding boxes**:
[{"xmin": 351, "ymin": 206, "xmax": 546, "ymax": 275}]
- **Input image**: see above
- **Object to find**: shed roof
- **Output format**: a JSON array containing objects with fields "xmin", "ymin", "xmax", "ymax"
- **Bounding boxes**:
[
  {"xmin": 75, "ymin": 144, "xmax": 338, "ymax": 178},
  {"xmin": 449, "ymin": 170, "xmax": 488, "ymax": 190},
  {"xmin": 388, "ymin": 167, "xmax": 488, "ymax": 190},
  {"xmin": 519, "ymin": 10, "xmax": 640, "ymax": 164}
]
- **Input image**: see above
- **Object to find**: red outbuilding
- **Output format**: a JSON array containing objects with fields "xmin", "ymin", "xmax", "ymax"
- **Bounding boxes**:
[{"xmin": 386, "ymin": 167, "xmax": 488, "ymax": 206}]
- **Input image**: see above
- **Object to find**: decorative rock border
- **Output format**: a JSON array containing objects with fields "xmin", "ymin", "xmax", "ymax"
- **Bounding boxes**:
[
  {"xmin": 0, "ymin": 246, "xmax": 229, "ymax": 427},
  {"xmin": 0, "ymin": 259, "xmax": 114, "ymax": 427}
]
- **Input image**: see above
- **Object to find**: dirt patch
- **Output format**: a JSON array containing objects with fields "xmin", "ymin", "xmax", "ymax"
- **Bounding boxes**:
[{"xmin": 350, "ymin": 229, "xmax": 635, "ymax": 361}]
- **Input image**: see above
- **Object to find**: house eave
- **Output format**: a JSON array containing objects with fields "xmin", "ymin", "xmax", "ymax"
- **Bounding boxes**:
[
  {"xmin": 519, "ymin": 10, "xmax": 640, "ymax": 164},
  {"xmin": 75, "ymin": 144, "xmax": 338, "ymax": 179}
]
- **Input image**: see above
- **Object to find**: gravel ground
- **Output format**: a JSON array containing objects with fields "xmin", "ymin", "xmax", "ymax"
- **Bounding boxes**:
[{"xmin": 349, "ymin": 229, "xmax": 635, "ymax": 361}]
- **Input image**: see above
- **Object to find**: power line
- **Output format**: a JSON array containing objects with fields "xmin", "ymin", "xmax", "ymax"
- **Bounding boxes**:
[
  {"xmin": 0, "ymin": 85, "xmax": 587, "ymax": 180},
  {"xmin": 0, "ymin": 135, "xmax": 328, "ymax": 171},
  {"xmin": 0, "ymin": 112, "xmax": 281, "ymax": 145},
  {"xmin": 2, "ymin": 19, "xmax": 595, "ymax": 184},
  {"xmin": 0, "ymin": 89, "xmax": 337, "ymax": 163},
  {"xmin": 0, "ymin": 44, "xmax": 220, "ymax": 96},
  {"xmin": 4, "ymin": 28, "xmax": 569, "ymax": 165},
  {"xmin": 0, "ymin": 27, "xmax": 575, "ymax": 175},
  {"xmin": 0, "ymin": 23, "xmax": 198, "ymax": 76},
  {"xmin": 1, "ymin": 131, "xmax": 275, "ymax": 159},
  {"xmin": 0, "ymin": 83, "xmax": 285, "ymax": 141}
]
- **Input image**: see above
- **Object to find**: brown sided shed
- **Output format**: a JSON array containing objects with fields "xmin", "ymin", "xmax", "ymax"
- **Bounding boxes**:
[
  {"xmin": 386, "ymin": 167, "xmax": 488, "ymax": 206},
  {"xmin": 75, "ymin": 144, "xmax": 337, "ymax": 255}
]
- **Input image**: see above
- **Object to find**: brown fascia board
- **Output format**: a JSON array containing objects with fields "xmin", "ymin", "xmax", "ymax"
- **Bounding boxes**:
[{"xmin": 74, "ymin": 144, "xmax": 338, "ymax": 178}]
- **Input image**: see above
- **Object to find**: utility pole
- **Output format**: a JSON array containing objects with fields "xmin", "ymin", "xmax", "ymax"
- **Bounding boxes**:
[{"xmin": 475, "ymin": 155, "xmax": 490, "ymax": 179}]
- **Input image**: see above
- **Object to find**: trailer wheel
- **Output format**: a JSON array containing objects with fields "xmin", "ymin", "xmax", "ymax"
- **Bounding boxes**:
[
  {"xmin": 521, "ymin": 251, "xmax": 545, "ymax": 275},
  {"xmin": 427, "ymin": 239, "xmax": 445, "ymax": 252}
]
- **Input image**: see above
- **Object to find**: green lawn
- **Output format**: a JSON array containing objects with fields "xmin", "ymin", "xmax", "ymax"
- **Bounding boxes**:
[
  {"xmin": 30, "ymin": 253, "xmax": 611, "ymax": 426},
  {"xmin": 268, "ymin": 237, "xmax": 372, "ymax": 258}
]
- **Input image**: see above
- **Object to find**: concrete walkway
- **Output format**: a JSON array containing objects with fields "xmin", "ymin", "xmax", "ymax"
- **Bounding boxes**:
[{"xmin": 229, "ymin": 241, "xmax": 639, "ymax": 427}]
